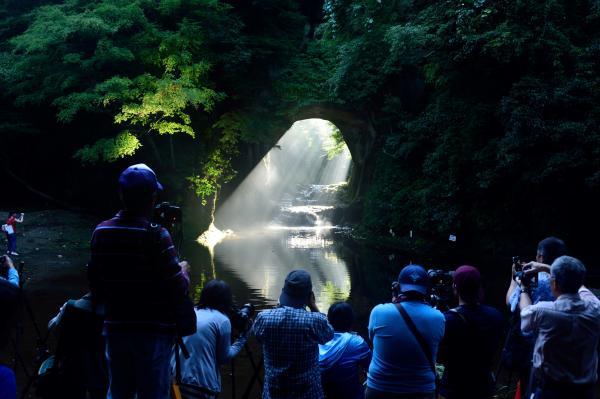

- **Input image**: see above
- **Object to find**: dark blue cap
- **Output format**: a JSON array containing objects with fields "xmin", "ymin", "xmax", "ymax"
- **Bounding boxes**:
[
  {"xmin": 118, "ymin": 164, "xmax": 163, "ymax": 193},
  {"xmin": 398, "ymin": 264, "xmax": 429, "ymax": 295},
  {"xmin": 279, "ymin": 270, "xmax": 312, "ymax": 308}
]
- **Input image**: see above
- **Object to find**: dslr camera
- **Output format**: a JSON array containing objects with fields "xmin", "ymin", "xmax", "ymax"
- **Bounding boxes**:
[
  {"xmin": 513, "ymin": 256, "xmax": 537, "ymax": 289},
  {"xmin": 427, "ymin": 269, "xmax": 454, "ymax": 309},
  {"xmin": 154, "ymin": 202, "xmax": 182, "ymax": 228},
  {"xmin": 229, "ymin": 303, "xmax": 256, "ymax": 332}
]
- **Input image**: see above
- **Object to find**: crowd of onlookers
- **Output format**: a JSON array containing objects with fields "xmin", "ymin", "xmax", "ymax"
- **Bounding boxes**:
[{"xmin": 1, "ymin": 164, "xmax": 599, "ymax": 399}]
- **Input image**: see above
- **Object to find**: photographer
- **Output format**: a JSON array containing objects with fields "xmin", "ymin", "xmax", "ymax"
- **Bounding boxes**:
[
  {"xmin": 318, "ymin": 302, "xmax": 371, "ymax": 399},
  {"xmin": 520, "ymin": 256, "xmax": 600, "ymax": 399},
  {"xmin": 505, "ymin": 237, "xmax": 566, "ymax": 312},
  {"xmin": 252, "ymin": 269, "xmax": 334, "ymax": 399},
  {"xmin": 87, "ymin": 164, "xmax": 194, "ymax": 399},
  {"xmin": 0, "ymin": 255, "xmax": 19, "ymax": 287},
  {"xmin": 439, "ymin": 266, "xmax": 503, "ymax": 399},
  {"xmin": 366, "ymin": 265, "xmax": 445, "ymax": 399},
  {"xmin": 42, "ymin": 292, "xmax": 107, "ymax": 399},
  {"xmin": 171, "ymin": 280, "xmax": 248, "ymax": 398},
  {"xmin": 503, "ymin": 237, "xmax": 566, "ymax": 396}
]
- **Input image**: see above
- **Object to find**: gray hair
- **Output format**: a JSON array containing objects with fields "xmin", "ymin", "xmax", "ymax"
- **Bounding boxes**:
[{"xmin": 550, "ymin": 256, "xmax": 586, "ymax": 294}]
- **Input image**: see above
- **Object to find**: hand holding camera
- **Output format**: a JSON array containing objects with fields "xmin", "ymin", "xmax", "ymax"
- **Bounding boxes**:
[
  {"xmin": 512, "ymin": 256, "xmax": 538, "ymax": 290},
  {"xmin": 230, "ymin": 303, "xmax": 256, "ymax": 333},
  {"xmin": 391, "ymin": 281, "xmax": 400, "ymax": 303},
  {"xmin": 308, "ymin": 291, "xmax": 319, "ymax": 312},
  {"xmin": 179, "ymin": 260, "xmax": 190, "ymax": 276},
  {"xmin": 522, "ymin": 261, "xmax": 551, "ymax": 277}
]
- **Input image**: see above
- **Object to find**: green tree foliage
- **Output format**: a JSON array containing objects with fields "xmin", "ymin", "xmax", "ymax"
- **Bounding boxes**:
[
  {"xmin": 314, "ymin": 0, "xmax": 600, "ymax": 252},
  {"xmin": 3, "ymin": 0, "xmax": 233, "ymax": 160},
  {"xmin": 2, "ymin": 0, "xmax": 599, "ymax": 255}
]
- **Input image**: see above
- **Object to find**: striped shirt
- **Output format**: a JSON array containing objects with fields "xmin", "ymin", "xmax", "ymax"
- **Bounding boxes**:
[{"xmin": 88, "ymin": 211, "xmax": 188, "ymax": 335}]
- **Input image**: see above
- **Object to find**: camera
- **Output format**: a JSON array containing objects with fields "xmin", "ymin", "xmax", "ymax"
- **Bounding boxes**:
[
  {"xmin": 229, "ymin": 303, "xmax": 255, "ymax": 332},
  {"xmin": 427, "ymin": 269, "xmax": 454, "ymax": 310},
  {"xmin": 154, "ymin": 202, "xmax": 182, "ymax": 229},
  {"xmin": 512, "ymin": 256, "xmax": 521, "ymax": 271},
  {"xmin": 512, "ymin": 256, "xmax": 537, "ymax": 289}
]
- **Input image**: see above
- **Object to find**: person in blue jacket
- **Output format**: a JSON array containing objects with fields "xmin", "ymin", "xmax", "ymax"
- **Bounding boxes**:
[{"xmin": 319, "ymin": 302, "xmax": 371, "ymax": 399}]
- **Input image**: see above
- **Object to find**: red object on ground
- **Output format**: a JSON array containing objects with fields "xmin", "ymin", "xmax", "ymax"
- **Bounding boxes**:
[{"xmin": 514, "ymin": 380, "xmax": 521, "ymax": 399}]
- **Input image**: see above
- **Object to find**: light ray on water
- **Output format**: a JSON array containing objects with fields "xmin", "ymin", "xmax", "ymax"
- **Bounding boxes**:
[{"xmin": 199, "ymin": 119, "xmax": 353, "ymax": 311}]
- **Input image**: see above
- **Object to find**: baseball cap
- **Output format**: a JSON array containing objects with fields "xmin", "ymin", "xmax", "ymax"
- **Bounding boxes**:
[
  {"xmin": 279, "ymin": 270, "xmax": 312, "ymax": 308},
  {"xmin": 398, "ymin": 264, "xmax": 429, "ymax": 295},
  {"xmin": 453, "ymin": 265, "xmax": 482, "ymax": 302},
  {"xmin": 118, "ymin": 164, "xmax": 163, "ymax": 193}
]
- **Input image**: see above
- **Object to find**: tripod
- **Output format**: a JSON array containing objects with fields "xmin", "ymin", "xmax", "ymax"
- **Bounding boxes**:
[
  {"xmin": 12, "ymin": 261, "xmax": 51, "ymax": 399},
  {"xmin": 230, "ymin": 342, "xmax": 263, "ymax": 399}
]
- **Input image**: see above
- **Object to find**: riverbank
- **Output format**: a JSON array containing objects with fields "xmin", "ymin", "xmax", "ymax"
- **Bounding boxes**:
[{"xmin": 0, "ymin": 210, "xmax": 95, "ymax": 398}]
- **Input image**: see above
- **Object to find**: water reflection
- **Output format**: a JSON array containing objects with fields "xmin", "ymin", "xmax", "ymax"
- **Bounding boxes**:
[{"xmin": 212, "ymin": 227, "xmax": 351, "ymax": 311}]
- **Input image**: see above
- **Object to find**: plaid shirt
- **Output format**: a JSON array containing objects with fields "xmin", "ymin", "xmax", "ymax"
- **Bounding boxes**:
[{"xmin": 253, "ymin": 306, "xmax": 334, "ymax": 399}]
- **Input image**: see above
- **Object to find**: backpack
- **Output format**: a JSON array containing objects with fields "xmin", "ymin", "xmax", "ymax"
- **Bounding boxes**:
[
  {"xmin": 35, "ymin": 297, "xmax": 107, "ymax": 397},
  {"xmin": 147, "ymin": 224, "xmax": 196, "ymax": 338}
]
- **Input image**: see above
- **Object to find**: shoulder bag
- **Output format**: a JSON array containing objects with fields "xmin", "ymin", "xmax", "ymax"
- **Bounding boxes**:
[{"xmin": 395, "ymin": 303, "xmax": 440, "ymax": 395}]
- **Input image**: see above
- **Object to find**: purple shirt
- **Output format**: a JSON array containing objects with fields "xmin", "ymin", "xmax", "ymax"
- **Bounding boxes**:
[{"xmin": 88, "ymin": 211, "xmax": 188, "ymax": 335}]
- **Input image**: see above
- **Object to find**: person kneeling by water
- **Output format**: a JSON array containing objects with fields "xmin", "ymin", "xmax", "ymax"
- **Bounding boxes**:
[
  {"xmin": 171, "ymin": 280, "xmax": 249, "ymax": 398},
  {"xmin": 319, "ymin": 302, "xmax": 371, "ymax": 399}
]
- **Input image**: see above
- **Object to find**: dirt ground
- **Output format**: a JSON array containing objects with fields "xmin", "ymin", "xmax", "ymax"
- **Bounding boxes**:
[{"xmin": 0, "ymin": 210, "xmax": 97, "ymax": 398}]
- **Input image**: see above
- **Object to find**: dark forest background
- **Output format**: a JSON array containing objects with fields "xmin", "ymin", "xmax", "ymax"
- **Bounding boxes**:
[{"xmin": 1, "ymin": 0, "xmax": 599, "ymax": 265}]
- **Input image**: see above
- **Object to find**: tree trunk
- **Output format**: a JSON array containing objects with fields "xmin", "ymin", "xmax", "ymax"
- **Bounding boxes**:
[
  {"xmin": 146, "ymin": 136, "xmax": 163, "ymax": 166},
  {"xmin": 3, "ymin": 164, "xmax": 84, "ymax": 211},
  {"xmin": 169, "ymin": 136, "xmax": 176, "ymax": 170}
]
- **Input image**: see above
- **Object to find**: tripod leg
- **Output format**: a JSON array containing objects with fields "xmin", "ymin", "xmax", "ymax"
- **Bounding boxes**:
[
  {"xmin": 231, "ymin": 358, "xmax": 236, "ymax": 399},
  {"xmin": 10, "ymin": 338, "xmax": 31, "ymax": 379},
  {"xmin": 243, "ymin": 344, "xmax": 262, "ymax": 387},
  {"xmin": 241, "ymin": 357, "xmax": 263, "ymax": 399},
  {"xmin": 22, "ymin": 294, "xmax": 43, "ymax": 340}
]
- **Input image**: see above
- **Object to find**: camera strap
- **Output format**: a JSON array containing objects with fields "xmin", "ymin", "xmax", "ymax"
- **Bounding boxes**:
[{"xmin": 394, "ymin": 303, "xmax": 439, "ymax": 393}]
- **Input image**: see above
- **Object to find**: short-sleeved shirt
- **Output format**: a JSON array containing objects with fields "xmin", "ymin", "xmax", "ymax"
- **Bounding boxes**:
[
  {"xmin": 253, "ymin": 306, "xmax": 334, "ymax": 399},
  {"xmin": 440, "ymin": 304, "xmax": 504, "ymax": 398},
  {"xmin": 521, "ymin": 288, "xmax": 600, "ymax": 384},
  {"xmin": 319, "ymin": 332, "xmax": 372, "ymax": 399},
  {"xmin": 368, "ymin": 302, "xmax": 445, "ymax": 394}
]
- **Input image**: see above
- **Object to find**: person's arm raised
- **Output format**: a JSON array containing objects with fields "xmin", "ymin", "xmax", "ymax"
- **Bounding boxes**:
[
  {"xmin": 506, "ymin": 262, "xmax": 518, "ymax": 306},
  {"xmin": 308, "ymin": 291, "xmax": 319, "ymax": 313}
]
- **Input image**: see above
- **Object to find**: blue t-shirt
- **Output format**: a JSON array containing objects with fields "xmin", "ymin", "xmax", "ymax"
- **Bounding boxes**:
[
  {"xmin": 367, "ymin": 302, "xmax": 445, "ymax": 394},
  {"xmin": 0, "ymin": 364, "xmax": 16, "ymax": 399},
  {"xmin": 319, "ymin": 332, "xmax": 372, "ymax": 399}
]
